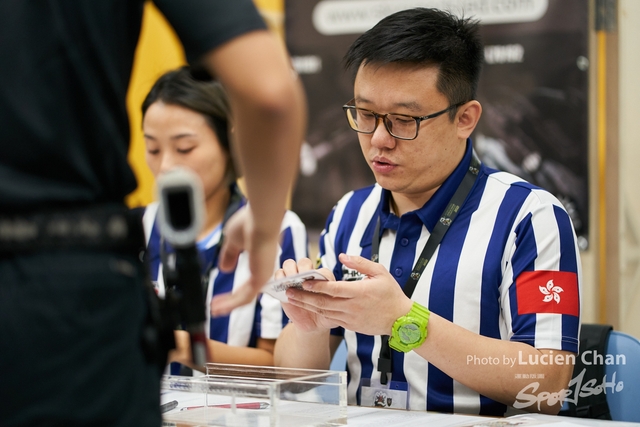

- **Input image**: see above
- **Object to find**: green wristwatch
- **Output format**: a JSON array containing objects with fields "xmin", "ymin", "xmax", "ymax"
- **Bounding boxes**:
[{"xmin": 388, "ymin": 302, "xmax": 430, "ymax": 352}]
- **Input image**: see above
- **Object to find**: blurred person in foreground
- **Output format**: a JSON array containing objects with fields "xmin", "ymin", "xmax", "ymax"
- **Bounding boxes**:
[
  {"xmin": 0, "ymin": 1, "xmax": 305, "ymax": 426},
  {"xmin": 274, "ymin": 8, "xmax": 581, "ymax": 416},
  {"xmin": 141, "ymin": 67, "xmax": 308, "ymax": 372}
]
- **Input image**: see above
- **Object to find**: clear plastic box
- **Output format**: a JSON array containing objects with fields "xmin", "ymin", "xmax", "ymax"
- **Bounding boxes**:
[{"xmin": 161, "ymin": 363, "xmax": 348, "ymax": 426}]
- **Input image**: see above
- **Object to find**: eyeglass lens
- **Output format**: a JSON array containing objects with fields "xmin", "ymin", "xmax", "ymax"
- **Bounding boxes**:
[{"xmin": 345, "ymin": 108, "xmax": 417, "ymax": 139}]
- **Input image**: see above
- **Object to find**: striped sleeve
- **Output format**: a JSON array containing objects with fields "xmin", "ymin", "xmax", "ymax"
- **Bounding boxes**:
[
  {"xmin": 278, "ymin": 210, "xmax": 309, "ymax": 265},
  {"xmin": 319, "ymin": 186, "xmax": 381, "ymax": 279},
  {"xmin": 502, "ymin": 185, "xmax": 581, "ymax": 353}
]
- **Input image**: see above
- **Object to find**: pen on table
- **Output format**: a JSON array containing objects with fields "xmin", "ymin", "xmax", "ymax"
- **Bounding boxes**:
[
  {"xmin": 181, "ymin": 402, "xmax": 270, "ymax": 411},
  {"xmin": 160, "ymin": 400, "xmax": 179, "ymax": 413}
]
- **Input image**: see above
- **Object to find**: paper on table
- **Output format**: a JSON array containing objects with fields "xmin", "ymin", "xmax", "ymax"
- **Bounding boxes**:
[
  {"xmin": 346, "ymin": 405, "xmax": 490, "ymax": 427},
  {"xmin": 456, "ymin": 415, "xmax": 590, "ymax": 427}
]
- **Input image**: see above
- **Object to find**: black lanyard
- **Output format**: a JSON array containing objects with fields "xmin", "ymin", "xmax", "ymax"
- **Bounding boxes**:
[{"xmin": 375, "ymin": 152, "xmax": 480, "ymax": 384}]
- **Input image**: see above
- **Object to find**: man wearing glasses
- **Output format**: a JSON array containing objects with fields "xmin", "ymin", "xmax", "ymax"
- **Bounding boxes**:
[{"xmin": 274, "ymin": 8, "xmax": 581, "ymax": 416}]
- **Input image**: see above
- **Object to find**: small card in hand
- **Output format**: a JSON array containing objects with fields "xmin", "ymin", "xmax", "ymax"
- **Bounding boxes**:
[{"xmin": 261, "ymin": 270, "xmax": 327, "ymax": 302}]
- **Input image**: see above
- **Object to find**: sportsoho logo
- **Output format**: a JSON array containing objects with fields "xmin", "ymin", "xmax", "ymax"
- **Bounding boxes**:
[{"xmin": 513, "ymin": 351, "xmax": 626, "ymax": 411}]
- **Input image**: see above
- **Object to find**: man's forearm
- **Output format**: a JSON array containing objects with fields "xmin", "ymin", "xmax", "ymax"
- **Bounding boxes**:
[
  {"xmin": 236, "ymin": 72, "xmax": 306, "ymax": 235},
  {"xmin": 204, "ymin": 30, "xmax": 307, "ymax": 236},
  {"xmin": 414, "ymin": 313, "xmax": 574, "ymax": 414}
]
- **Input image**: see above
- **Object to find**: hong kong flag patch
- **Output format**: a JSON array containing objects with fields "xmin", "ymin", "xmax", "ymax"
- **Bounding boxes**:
[{"xmin": 516, "ymin": 271, "xmax": 579, "ymax": 316}]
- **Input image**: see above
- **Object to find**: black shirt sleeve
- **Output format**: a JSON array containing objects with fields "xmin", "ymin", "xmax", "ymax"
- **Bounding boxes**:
[{"xmin": 153, "ymin": 0, "xmax": 268, "ymax": 64}]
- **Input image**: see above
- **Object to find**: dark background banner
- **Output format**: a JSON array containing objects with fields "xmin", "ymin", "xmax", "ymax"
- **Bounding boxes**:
[{"xmin": 286, "ymin": 0, "xmax": 589, "ymax": 248}]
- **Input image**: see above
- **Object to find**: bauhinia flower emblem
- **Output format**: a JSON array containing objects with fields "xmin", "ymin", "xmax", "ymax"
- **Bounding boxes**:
[{"xmin": 540, "ymin": 279, "xmax": 563, "ymax": 303}]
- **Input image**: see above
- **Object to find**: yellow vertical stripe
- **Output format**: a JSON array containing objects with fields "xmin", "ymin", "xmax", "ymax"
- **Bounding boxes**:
[
  {"xmin": 597, "ymin": 30, "xmax": 607, "ymax": 323},
  {"xmin": 125, "ymin": 2, "xmax": 186, "ymax": 208}
]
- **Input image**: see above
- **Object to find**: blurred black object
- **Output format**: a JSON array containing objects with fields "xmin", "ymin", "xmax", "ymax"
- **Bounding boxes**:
[{"xmin": 157, "ymin": 168, "xmax": 208, "ymax": 367}]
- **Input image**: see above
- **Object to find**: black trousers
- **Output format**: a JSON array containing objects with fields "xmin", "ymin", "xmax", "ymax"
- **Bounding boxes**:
[{"xmin": 0, "ymin": 249, "xmax": 161, "ymax": 427}]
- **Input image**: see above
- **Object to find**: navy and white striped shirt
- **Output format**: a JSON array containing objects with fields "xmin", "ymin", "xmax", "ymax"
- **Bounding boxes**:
[
  {"xmin": 143, "ymin": 198, "xmax": 308, "ymax": 358},
  {"xmin": 318, "ymin": 140, "xmax": 581, "ymax": 415}
]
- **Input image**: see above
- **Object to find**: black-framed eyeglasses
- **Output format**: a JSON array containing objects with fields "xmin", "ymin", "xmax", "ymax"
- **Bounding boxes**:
[{"xmin": 342, "ymin": 99, "xmax": 466, "ymax": 140}]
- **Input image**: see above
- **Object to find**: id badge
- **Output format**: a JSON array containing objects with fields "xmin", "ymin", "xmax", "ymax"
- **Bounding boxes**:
[{"xmin": 360, "ymin": 378, "xmax": 409, "ymax": 409}]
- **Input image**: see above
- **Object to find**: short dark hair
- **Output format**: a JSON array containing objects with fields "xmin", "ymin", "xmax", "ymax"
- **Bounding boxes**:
[
  {"xmin": 343, "ymin": 8, "xmax": 483, "ymax": 119},
  {"xmin": 142, "ymin": 66, "xmax": 237, "ymax": 178},
  {"xmin": 142, "ymin": 66, "xmax": 231, "ymax": 152}
]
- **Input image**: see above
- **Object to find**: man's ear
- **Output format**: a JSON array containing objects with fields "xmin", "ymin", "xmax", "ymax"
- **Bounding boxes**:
[{"xmin": 456, "ymin": 100, "xmax": 482, "ymax": 140}]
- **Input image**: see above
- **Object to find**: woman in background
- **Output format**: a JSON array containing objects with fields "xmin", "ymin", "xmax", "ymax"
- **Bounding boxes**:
[{"xmin": 141, "ymin": 67, "xmax": 308, "ymax": 372}]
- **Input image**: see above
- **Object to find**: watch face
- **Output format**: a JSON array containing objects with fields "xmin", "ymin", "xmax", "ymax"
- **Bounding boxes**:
[{"xmin": 399, "ymin": 323, "xmax": 421, "ymax": 344}]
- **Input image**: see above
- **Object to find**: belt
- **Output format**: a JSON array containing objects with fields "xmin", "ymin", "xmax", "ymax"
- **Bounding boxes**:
[{"xmin": 0, "ymin": 205, "xmax": 144, "ymax": 254}]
